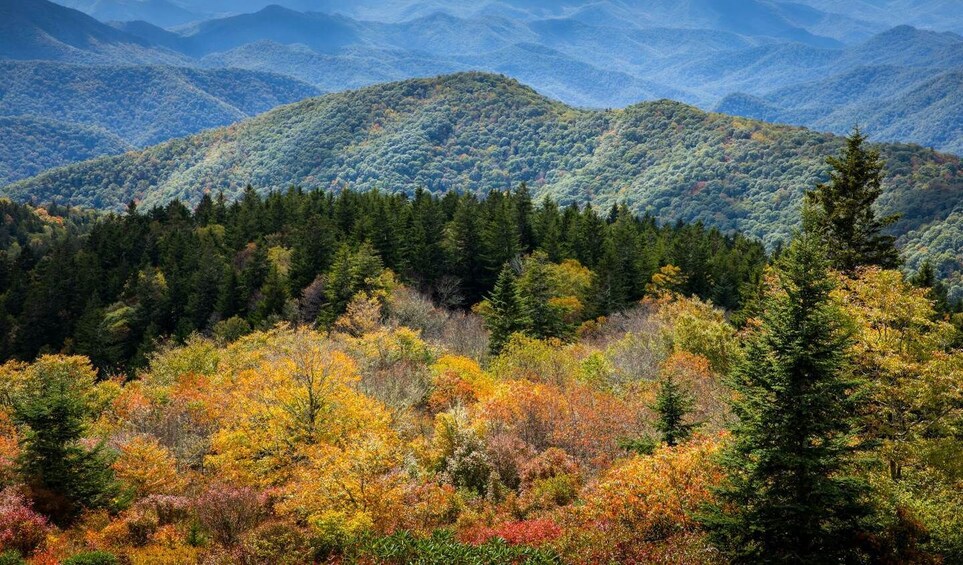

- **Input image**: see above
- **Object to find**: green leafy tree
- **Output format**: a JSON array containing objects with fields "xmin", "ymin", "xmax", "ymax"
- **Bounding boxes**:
[
  {"xmin": 803, "ymin": 128, "xmax": 900, "ymax": 272},
  {"xmin": 700, "ymin": 235, "xmax": 870, "ymax": 563},
  {"xmin": 323, "ymin": 242, "xmax": 384, "ymax": 322}
]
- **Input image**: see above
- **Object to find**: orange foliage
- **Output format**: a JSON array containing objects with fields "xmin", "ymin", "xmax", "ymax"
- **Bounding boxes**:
[
  {"xmin": 426, "ymin": 355, "xmax": 495, "ymax": 413},
  {"xmin": 0, "ymin": 410, "xmax": 19, "ymax": 483},
  {"xmin": 563, "ymin": 434, "xmax": 725, "ymax": 563},
  {"xmin": 482, "ymin": 380, "xmax": 644, "ymax": 468}
]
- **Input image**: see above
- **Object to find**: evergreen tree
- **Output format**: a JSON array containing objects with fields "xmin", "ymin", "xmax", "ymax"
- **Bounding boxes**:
[
  {"xmin": 14, "ymin": 358, "xmax": 117, "ymax": 525},
  {"xmin": 289, "ymin": 213, "xmax": 337, "ymax": 293},
  {"xmin": 653, "ymin": 374, "xmax": 697, "ymax": 446},
  {"xmin": 480, "ymin": 191, "xmax": 521, "ymax": 282},
  {"xmin": 255, "ymin": 265, "xmax": 289, "ymax": 324},
  {"xmin": 533, "ymin": 198, "xmax": 563, "ymax": 261},
  {"xmin": 512, "ymin": 182, "xmax": 535, "ymax": 251},
  {"xmin": 323, "ymin": 242, "xmax": 384, "ymax": 322},
  {"xmin": 444, "ymin": 197, "xmax": 486, "ymax": 304},
  {"xmin": 700, "ymin": 234, "xmax": 870, "ymax": 563},
  {"xmin": 910, "ymin": 260, "xmax": 950, "ymax": 314},
  {"xmin": 803, "ymin": 128, "xmax": 900, "ymax": 272},
  {"xmin": 517, "ymin": 252, "xmax": 566, "ymax": 340},
  {"xmin": 484, "ymin": 264, "xmax": 529, "ymax": 355}
]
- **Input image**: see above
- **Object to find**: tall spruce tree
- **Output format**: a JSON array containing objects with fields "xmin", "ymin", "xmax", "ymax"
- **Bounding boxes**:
[
  {"xmin": 803, "ymin": 128, "xmax": 900, "ymax": 272},
  {"xmin": 14, "ymin": 358, "xmax": 117, "ymax": 525},
  {"xmin": 700, "ymin": 234, "xmax": 870, "ymax": 563},
  {"xmin": 517, "ymin": 252, "xmax": 566, "ymax": 340},
  {"xmin": 653, "ymin": 374, "xmax": 697, "ymax": 446},
  {"xmin": 485, "ymin": 264, "xmax": 529, "ymax": 355}
]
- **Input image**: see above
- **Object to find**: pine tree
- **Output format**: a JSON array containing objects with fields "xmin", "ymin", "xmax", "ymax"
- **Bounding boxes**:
[
  {"xmin": 513, "ymin": 182, "xmax": 535, "ymax": 251},
  {"xmin": 480, "ymin": 191, "xmax": 521, "ymax": 282},
  {"xmin": 517, "ymin": 252, "xmax": 566, "ymax": 340},
  {"xmin": 445, "ymin": 196, "xmax": 486, "ymax": 304},
  {"xmin": 14, "ymin": 358, "xmax": 117, "ymax": 525},
  {"xmin": 533, "ymin": 198, "xmax": 563, "ymax": 261},
  {"xmin": 700, "ymin": 234, "xmax": 869, "ymax": 563},
  {"xmin": 653, "ymin": 374, "xmax": 697, "ymax": 446},
  {"xmin": 485, "ymin": 264, "xmax": 529, "ymax": 355},
  {"xmin": 803, "ymin": 128, "xmax": 900, "ymax": 272},
  {"xmin": 910, "ymin": 260, "xmax": 950, "ymax": 314}
]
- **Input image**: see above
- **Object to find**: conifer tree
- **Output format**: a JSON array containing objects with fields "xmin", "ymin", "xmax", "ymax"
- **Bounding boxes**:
[
  {"xmin": 803, "ymin": 128, "xmax": 900, "ymax": 272},
  {"xmin": 513, "ymin": 182, "xmax": 535, "ymax": 251},
  {"xmin": 653, "ymin": 374, "xmax": 697, "ymax": 446},
  {"xmin": 517, "ymin": 252, "xmax": 566, "ymax": 340},
  {"xmin": 480, "ymin": 191, "xmax": 521, "ymax": 281},
  {"xmin": 14, "ymin": 358, "xmax": 117, "ymax": 524},
  {"xmin": 700, "ymin": 234, "xmax": 869, "ymax": 563},
  {"xmin": 910, "ymin": 260, "xmax": 950, "ymax": 313},
  {"xmin": 485, "ymin": 264, "xmax": 529, "ymax": 355}
]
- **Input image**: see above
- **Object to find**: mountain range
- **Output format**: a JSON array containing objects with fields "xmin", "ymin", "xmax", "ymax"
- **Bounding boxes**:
[
  {"xmin": 2, "ymin": 0, "xmax": 960, "ymax": 164},
  {"xmin": 4, "ymin": 72, "xmax": 963, "ymax": 295},
  {"xmin": 48, "ymin": 0, "xmax": 963, "ymax": 37}
]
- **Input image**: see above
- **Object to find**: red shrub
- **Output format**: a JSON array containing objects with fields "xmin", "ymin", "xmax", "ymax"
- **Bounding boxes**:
[
  {"xmin": 194, "ymin": 485, "xmax": 269, "ymax": 546},
  {"xmin": 460, "ymin": 518, "xmax": 562, "ymax": 547},
  {"xmin": 0, "ymin": 487, "xmax": 50, "ymax": 555}
]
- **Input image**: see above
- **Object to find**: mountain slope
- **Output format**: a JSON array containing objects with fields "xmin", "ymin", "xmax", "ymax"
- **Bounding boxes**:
[
  {"xmin": 54, "ymin": 0, "xmax": 199, "ymax": 28},
  {"xmin": 0, "ymin": 116, "xmax": 131, "ymax": 185},
  {"xmin": 0, "ymin": 61, "xmax": 319, "ymax": 145},
  {"xmin": 4, "ymin": 73, "xmax": 962, "ymax": 267},
  {"xmin": 0, "ymin": 0, "xmax": 187, "ymax": 63},
  {"xmin": 716, "ymin": 65, "xmax": 963, "ymax": 154}
]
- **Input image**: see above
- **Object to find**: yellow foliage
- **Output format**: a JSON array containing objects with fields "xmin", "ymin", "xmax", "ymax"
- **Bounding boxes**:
[
  {"xmin": 206, "ymin": 327, "xmax": 393, "ymax": 487},
  {"xmin": 113, "ymin": 436, "xmax": 185, "ymax": 497},
  {"xmin": 428, "ymin": 355, "xmax": 497, "ymax": 411},
  {"xmin": 334, "ymin": 292, "xmax": 383, "ymax": 337},
  {"xmin": 142, "ymin": 337, "xmax": 220, "ymax": 396},
  {"xmin": 578, "ymin": 434, "xmax": 724, "ymax": 537},
  {"xmin": 278, "ymin": 431, "xmax": 405, "ymax": 532},
  {"xmin": 489, "ymin": 334, "xmax": 581, "ymax": 386},
  {"xmin": 126, "ymin": 543, "xmax": 198, "ymax": 565},
  {"xmin": 0, "ymin": 409, "xmax": 18, "ymax": 483},
  {"xmin": 656, "ymin": 296, "xmax": 740, "ymax": 374},
  {"xmin": 835, "ymin": 267, "xmax": 963, "ymax": 480},
  {"xmin": 646, "ymin": 264, "xmax": 687, "ymax": 297}
]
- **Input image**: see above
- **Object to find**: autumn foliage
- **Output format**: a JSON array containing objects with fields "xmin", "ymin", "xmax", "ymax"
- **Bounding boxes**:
[{"xmin": 0, "ymin": 257, "xmax": 960, "ymax": 563}]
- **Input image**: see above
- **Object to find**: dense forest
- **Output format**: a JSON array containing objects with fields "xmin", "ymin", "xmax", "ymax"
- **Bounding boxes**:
[
  {"xmin": 0, "ymin": 183, "xmax": 766, "ymax": 372},
  {"xmin": 6, "ymin": 74, "xmax": 963, "ymax": 300},
  {"xmin": 0, "ymin": 133, "xmax": 962, "ymax": 564}
]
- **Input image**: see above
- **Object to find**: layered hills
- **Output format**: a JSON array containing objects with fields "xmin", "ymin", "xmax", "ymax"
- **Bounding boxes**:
[{"xmin": 4, "ymin": 73, "xmax": 962, "ymax": 292}]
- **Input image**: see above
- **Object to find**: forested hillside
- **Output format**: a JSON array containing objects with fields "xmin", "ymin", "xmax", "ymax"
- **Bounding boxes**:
[
  {"xmin": 7, "ymin": 73, "xmax": 963, "ymax": 294},
  {"xmin": 0, "ymin": 117, "xmax": 131, "ymax": 186},
  {"xmin": 0, "ymin": 186, "xmax": 766, "ymax": 372},
  {"xmin": 5, "ymin": 0, "xmax": 963, "ymax": 185},
  {"xmin": 0, "ymin": 61, "xmax": 318, "ymax": 154},
  {"xmin": 0, "ymin": 0, "xmax": 187, "ymax": 64},
  {"xmin": 0, "ymin": 134, "xmax": 961, "ymax": 564}
]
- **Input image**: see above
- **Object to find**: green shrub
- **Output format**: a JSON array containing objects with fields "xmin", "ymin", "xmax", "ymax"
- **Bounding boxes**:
[
  {"xmin": 62, "ymin": 551, "xmax": 120, "ymax": 565},
  {"xmin": 0, "ymin": 550, "xmax": 27, "ymax": 565}
]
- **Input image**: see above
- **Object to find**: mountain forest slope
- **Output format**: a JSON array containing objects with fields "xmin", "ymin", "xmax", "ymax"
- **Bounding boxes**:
[
  {"xmin": 0, "ymin": 116, "xmax": 131, "ymax": 185},
  {"xmin": 0, "ymin": 61, "xmax": 319, "ymax": 182},
  {"xmin": 5, "ymin": 0, "xmax": 963, "ymax": 186},
  {"xmin": 5, "ymin": 73, "xmax": 963, "ymax": 292}
]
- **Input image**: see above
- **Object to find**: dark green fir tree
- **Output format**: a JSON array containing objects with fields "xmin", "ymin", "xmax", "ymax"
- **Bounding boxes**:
[
  {"xmin": 700, "ymin": 234, "xmax": 870, "ymax": 563},
  {"xmin": 485, "ymin": 264, "xmax": 529, "ymax": 356},
  {"xmin": 653, "ymin": 374, "xmax": 697, "ymax": 446},
  {"xmin": 803, "ymin": 127, "xmax": 900, "ymax": 272}
]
